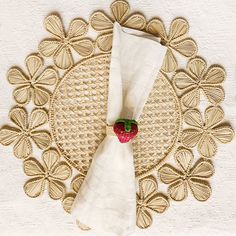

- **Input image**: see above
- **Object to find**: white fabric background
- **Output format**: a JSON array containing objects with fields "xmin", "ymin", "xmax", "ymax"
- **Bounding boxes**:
[{"xmin": 0, "ymin": 0, "xmax": 236, "ymax": 236}]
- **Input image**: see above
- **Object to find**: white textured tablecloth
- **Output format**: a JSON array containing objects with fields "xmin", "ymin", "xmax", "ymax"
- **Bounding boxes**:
[{"xmin": 0, "ymin": 0, "xmax": 236, "ymax": 236}]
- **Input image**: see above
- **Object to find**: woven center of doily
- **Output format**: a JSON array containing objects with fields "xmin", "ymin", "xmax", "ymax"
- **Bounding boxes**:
[{"xmin": 50, "ymin": 54, "xmax": 181, "ymax": 178}]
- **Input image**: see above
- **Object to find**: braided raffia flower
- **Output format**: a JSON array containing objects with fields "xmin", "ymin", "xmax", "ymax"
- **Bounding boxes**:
[
  {"xmin": 136, "ymin": 176, "xmax": 169, "ymax": 229},
  {"xmin": 23, "ymin": 149, "xmax": 72, "ymax": 199},
  {"xmin": 90, "ymin": 0, "xmax": 146, "ymax": 52},
  {"xmin": 39, "ymin": 14, "xmax": 94, "ymax": 70},
  {"xmin": 173, "ymin": 57, "xmax": 225, "ymax": 108},
  {"xmin": 159, "ymin": 149, "xmax": 214, "ymax": 201},
  {"xmin": 0, "ymin": 107, "xmax": 51, "ymax": 159},
  {"xmin": 146, "ymin": 18, "xmax": 197, "ymax": 73},
  {"xmin": 181, "ymin": 106, "xmax": 234, "ymax": 158},
  {"xmin": 8, "ymin": 55, "xmax": 58, "ymax": 106}
]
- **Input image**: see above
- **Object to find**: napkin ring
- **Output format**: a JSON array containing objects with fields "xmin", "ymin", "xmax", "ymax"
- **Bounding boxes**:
[{"xmin": 106, "ymin": 119, "xmax": 138, "ymax": 143}]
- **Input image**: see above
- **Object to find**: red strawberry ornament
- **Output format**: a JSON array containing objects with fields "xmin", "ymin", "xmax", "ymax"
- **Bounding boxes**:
[{"xmin": 113, "ymin": 119, "xmax": 138, "ymax": 143}]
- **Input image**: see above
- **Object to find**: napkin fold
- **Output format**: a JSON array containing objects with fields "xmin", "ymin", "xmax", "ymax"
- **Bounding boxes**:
[{"xmin": 71, "ymin": 22, "xmax": 166, "ymax": 236}]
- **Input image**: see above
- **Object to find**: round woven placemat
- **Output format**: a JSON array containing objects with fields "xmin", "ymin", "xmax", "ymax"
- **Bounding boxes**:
[{"xmin": 50, "ymin": 54, "xmax": 182, "ymax": 178}]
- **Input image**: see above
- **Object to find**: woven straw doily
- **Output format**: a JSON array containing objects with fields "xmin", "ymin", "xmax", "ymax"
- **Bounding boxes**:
[
  {"xmin": 0, "ymin": 0, "xmax": 234, "ymax": 231},
  {"xmin": 50, "ymin": 54, "xmax": 181, "ymax": 178}
]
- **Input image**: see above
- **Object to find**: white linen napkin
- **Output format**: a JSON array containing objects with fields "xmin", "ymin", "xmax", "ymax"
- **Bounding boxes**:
[{"xmin": 71, "ymin": 22, "xmax": 166, "ymax": 236}]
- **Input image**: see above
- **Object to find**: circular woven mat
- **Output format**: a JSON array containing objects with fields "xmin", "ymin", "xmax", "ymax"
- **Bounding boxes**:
[{"xmin": 50, "ymin": 54, "xmax": 182, "ymax": 178}]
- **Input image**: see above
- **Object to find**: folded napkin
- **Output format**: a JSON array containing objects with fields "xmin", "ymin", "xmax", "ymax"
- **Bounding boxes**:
[{"xmin": 71, "ymin": 22, "xmax": 166, "ymax": 236}]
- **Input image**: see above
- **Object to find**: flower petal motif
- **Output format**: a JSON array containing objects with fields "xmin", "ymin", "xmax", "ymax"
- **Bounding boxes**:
[
  {"xmin": 187, "ymin": 57, "xmax": 207, "ymax": 78},
  {"xmin": 136, "ymin": 176, "xmax": 169, "ymax": 229},
  {"xmin": 62, "ymin": 193, "xmax": 76, "ymax": 213},
  {"xmin": 50, "ymin": 162, "xmax": 72, "ymax": 181},
  {"xmin": 138, "ymin": 176, "xmax": 158, "ymax": 199},
  {"xmin": 162, "ymin": 49, "xmax": 178, "ymax": 73},
  {"xmin": 198, "ymin": 133, "xmax": 217, "ymax": 158},
  {"xmin": 204, "ymin": 106, "xmax": 233, "ymax": 143},
  {"xmin": 10, "ymin": 107, "xmax": 28, "ymax": 130},
  {"xmin": 203, "ymin": 66, "xmax": 225, "ymax": 84},
  {"xmin": 202, "ymin": 86, "xmax": 225, "ymax": 105},
  {"xmin": 0, "ymin": 126, "xmax": 21, "ymax": 145},
  {"xmin": 175, "ymin": 149, "xmax": 193, "ymax": 173},
  {"xmin": 136, "ymin": 207, "xmax": 152, "ymax": 229},
  {"xmin": 146, "ymin": 18, "xmax": 168, "ymax": 40},
  {"xmin": 25, "ymin": 55, "xmax": 43, "ymax": 77},
  {"xmin": 48, "ymin": 179, "xmax": 66, "ymax": 200},
  {"xmin": 123, "ymin": 14, "xmax": 146, "ymax": 30},
  {"xmin": 96, "ymin": 33, "xmax": 113, "ymax": 52},
  {"xmin": 204, "ymin": 106, "xmax": 224, "ymax": 128},
  {"xmin": 13, "ymin": 86, "xmax": 31, "ymax": 105},
  {"xmin": 53, "ymin": 46, "xmax": 73, "ymax": 70},
  {"xmin": 173, "ymin": 71, "xmax": 198, "ymax": 90},
  {"xmin": 171, "ymin": 38, "xmax": 197, "ymax": 57},
  {"xmin": 147, "ymin": 193, "xmax": 169, "ymax": 214},
  {"xmin": 71, "ymin": 39, "xmax": 94, "ymax": 57},
  {"xmin": 181, "ymin": 129, "xmax": 202, "ymax": 148},
  {"xmin": 90, "ymin": 11, "xmax": 114, "ymax": 32},
  {"xmin": 67, "ymin": 19, "xmax": 88, "ymax": 39},
  {"xmin": 42, "ymin": 149, "xmax": 59, "ymax": 171},
  {"xmin": 190, "ymin": 160, "xmax": 214, "ymax": 178},
  {"xmin": 44, "ymin": 15, "xmax": 65, "ymax": 38},
  {"xmin": 8, "ymin": 68, "xmax": 29, "ymax": 85},
  {"xmin": 35, "ymin": 68, "xmax": 58, "ymax": 86},
  {"xmin": 188, "ymin": 178, "xmax": 211, "ymax": 201},
  {"xmin": 32, "ymin": 87, "xmax": 51, "ymax": 106},
  {"xmin": 13, "ymin": 135, "xmax": 32, "ymax": 159},
  {"xmin": 110, "ymin": 0, "xmax": 130, "ymax": 22},
  {"xmin": 38, "ymin": 40, "xmax": 61, "ymax": 57},
  {"xmin": 71, "ymin": 175, "xmax": 85, "ymax": 193},
  {"xmin": 31, "ymin": 131, "xmax": 51, "ymax": 150},
  {"xmin": 211, "ymin": 125, "xmax": 234, "ymax": 143},
  {"xmin": 29, "ymin": 109, "xmax": 48, "ymax": 130},
  {"xmin": 159, "ymin": 165, "xmax": 181, "ymax": 184},
  {"xmin": 181, "ymin": 87, "xmax": 200, "ymax": 108},
  {"xmin": 168, "ymin": 18, "xmax": 189, "ymax": 42},
  {"xmin": 24, "ymin": 177, "xmax": 45, "ymax": 198},
  {"xmin": 183, "ymin": 109, "xmax": 203, "ymax": 128},
  {"xmin": 24, "ymin": 158, "xmax": 45, "ymax": 176},
  {"xmin": 159, "ymin": 149, "xmax": 214, "ymax": 201},
  {"xmin": 168, "ymin": 179, "xmax": 188, "ymax": 201}
]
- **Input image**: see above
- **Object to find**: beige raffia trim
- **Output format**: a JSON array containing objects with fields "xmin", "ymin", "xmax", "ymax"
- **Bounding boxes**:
[
  {"xmin": 136, "ymin": 176, "xmax": 169, "ymax": 229},
  {"xmin": 49, "ymin": 54, "xmax": 182, "ymax": 178},
  {"xmin": 159, "ymin": 148, "xmax": 214, "ymax": 201}
]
